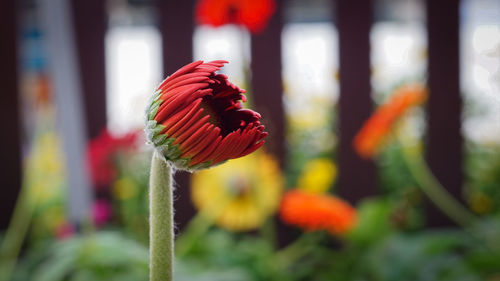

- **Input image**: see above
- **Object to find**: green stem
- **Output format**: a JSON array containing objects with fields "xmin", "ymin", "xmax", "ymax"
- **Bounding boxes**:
[
  {"xmin": 274, "ymin": 232, "xmax": 324, "ymax": 270},
  {"xmin": 397, "ymin": 136, "xmax": 476, "ymax": 227},
  {"xmin": 0, "ymin": 179, "xmax": 34, "ymax": 281},
  {"xmin": 149, "ymin": 152, "xmax": 174, "ymax": 281},
  {"xmin": 260, "ymin": 218, "xmax": 278, "ymax": 250}
]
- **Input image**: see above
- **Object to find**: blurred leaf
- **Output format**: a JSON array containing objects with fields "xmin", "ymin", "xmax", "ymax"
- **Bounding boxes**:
[
  {"xmin": 346, "ymin": 197, "xmax": 394, "ymax": 245},
  {"xmin": 14, "ymin": 232, "xmax": 148, "ymax": 281},
  {"xmin": 354, "ymin": 231, "xmax": 481, "ymax": 281}
]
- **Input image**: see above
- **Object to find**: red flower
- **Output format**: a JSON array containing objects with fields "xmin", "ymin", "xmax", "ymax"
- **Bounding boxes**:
[
  {"xmin": 88, "ymin": 129, "xmax": 140, "ymax": 187},
  {"xmin": 353, "ymin": 84, "xmax": 427, "ymax": 158},
  {"xmin": 145, "ymin": 60, "xmax": 267, "ymax": 171},
  {"xmin": 280, "ymin": 190, "xmax": 357, "ymax": 234},
  {"xmin": 196, "ymin": 0, "xmax": 275, "ymax": 33}
]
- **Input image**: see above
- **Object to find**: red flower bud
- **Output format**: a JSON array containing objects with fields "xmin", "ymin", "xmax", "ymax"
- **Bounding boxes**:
[{"xmin": 145, "ymin": 60, "xmax": 267, "ymax": 171}]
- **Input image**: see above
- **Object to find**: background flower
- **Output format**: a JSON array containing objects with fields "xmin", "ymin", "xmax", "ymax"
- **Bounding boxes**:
[
  {"xmin": 297, "ymin": 158, "xmax": 337, "ymax": 194},
  {"xmin": 191, "ymin": 151, "xmax": 283, "ymax": 231},
  {"xmin": 88, "ymin": 129, "xmax": 141, "ymax": 188},
  {"xmin": 353, "ymin": 84, "xmax": 427, "ymax": 158},
  {"xmin": 195, "ymin": 0, "xmax": 275, "ymax": 33},
  {"xmin": 280, "ymin": 190, "xmax": 357, "ymax": 234}
]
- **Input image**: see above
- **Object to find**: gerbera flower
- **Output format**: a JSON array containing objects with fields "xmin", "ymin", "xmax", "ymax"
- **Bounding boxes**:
[
  {"xmin": 191, "ymin": 151, "xmax": 283, "ymax": 231},
  {"xmin": 145, "ymin": 60, "xmax": 267, "ymax": 172},
  {"xmin": 195, "ymin": 0, "xmax": 275, "ymax": 33},
  {"xmin": 353, "ymin": 84, "xmax": 427, "ymax": 158},
  {"xmin": 280, "ymin": 190, "xmax": 357, "ymax": 234}
]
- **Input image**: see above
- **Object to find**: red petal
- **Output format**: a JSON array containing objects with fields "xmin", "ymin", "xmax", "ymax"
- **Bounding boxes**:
[
  {"xmin": 169, "ymin": 108, "xmax": 204, "ymax": 138},
  {"xmin": 238, "ymin": 140, "xmax": 265, "ymax": 158},
  {"xmin": 159, "ymin": 71, "xmax": 211, "ymax": 91},
  {"xmin": 181, "ymin": 127, "xmax": 220, "ymax": 158},
  {"xmin": 209, "ymin": 130, "xmax": 240, "ymax": 164},
  {"xmin": 164, "ymin": 60, "xmax": 203, "ymax": 82},
  {"xmin": 189, "ymin": 135, "xmax": 222, "ymax": 166},
  {"xmin": 158, "ymin": 103, "xmax": 194, "ymax": 134},
  {"xmin": 155, "ymin": 83, "xmax": 208, "ymax": 122},
  {"xmin": 179, "ymin": 123, "xmax": 214, "ymax": 152},
  {"xmin": 162, "ymin": 76, "xmax": 211, "ymax": 93},
  {"xmin": 164, "ymin": 98, "xmax": 202, "ymax": 135},
  {"xmin": 172, "ymin": 115, "xmax": 211, "ymax": 146}
]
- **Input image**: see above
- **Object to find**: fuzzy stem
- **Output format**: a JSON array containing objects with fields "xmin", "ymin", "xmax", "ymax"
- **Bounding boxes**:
[{"xmin": 149, "ymin": 152, "xmax": 174, "ymax": 281}]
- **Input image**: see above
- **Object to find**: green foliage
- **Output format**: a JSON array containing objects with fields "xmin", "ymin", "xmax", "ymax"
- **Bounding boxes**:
[
  {"xmin": 464, "ymin": 142, "xmax": 500, "ymax": 214},
  {"xmin": 354, "ymin": 231, "xmax": 482, "ymax": 281},
  {"xmin": 12, "ymin": 232, "xmax": 149, "ymax": 281}
]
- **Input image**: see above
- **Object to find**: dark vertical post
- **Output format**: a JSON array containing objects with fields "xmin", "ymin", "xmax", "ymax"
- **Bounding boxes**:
[
  {"xmin": 0, "ymin": 0, "xmax": 21, "ymax": 230},
  {"xmin": 250, "ymin": 0, "xmax": 285, "ymax": 167},
  {"xmin": 71, "ymin": 0, "xmax": 107, "ymax": 139},
  {"xmin": 336, "ymin": 0, "xmax": 376, "ymax": 203},
  {"xmin": 251, "ymin": 0, "xmax": 290, "ymax": 246},
  {"xmin": 426, "ymin": 0, "xmax": 462, "ymax": 226},
  {"xmin": 158, "ymin": 0, "xmax": 196, "ymax": 230}
]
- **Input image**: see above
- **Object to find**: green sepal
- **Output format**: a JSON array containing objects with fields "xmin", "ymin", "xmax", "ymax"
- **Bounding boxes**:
[
  {"xmin": 188, "ymin": 161, "xmax": 213, "ymax": 171},
  {"xmin": 147, "ymin": 98, "xmax": 164, "ymax": 121},
  {"xmin": 145, "ymin": 121, "xmax": 165, "ymax": 144},
  {"xmin": 152, "ymin": 133, "xmax": 170, "ymax": 147}
]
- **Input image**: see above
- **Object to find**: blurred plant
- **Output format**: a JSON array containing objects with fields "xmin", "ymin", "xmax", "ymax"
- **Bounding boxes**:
[
  {"xmin": 285, "ymin": 100, "xmax": 337, "ymax": 188},
  {"xmin": 195, "ymin": 0, "xmax": 275, "ymax": 34},
  {"xmin": 86, "ymin": 128, "xmax": 151, "ymax": 243},
  {"xmin": 88, "ymin": 129, "xmax": 142, "ymax": 189},
  {"xmin": 353, "ymin": 83, "xmax": 477, "ymax": 228},
  {"xmin": 11, "ymin": 232, "xmax": 149, "ymax": 281},
  {"xmin": 464, "ymin": 142, "xmax": 500, "ymax": 215},
  {"xmin": 0, "ymin": 131, "xmax": 67, "ymax": 281}
]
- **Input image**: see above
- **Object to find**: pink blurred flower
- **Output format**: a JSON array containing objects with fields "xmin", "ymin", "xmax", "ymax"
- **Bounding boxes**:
[{"xmin": 92, "ymin": 198, "xmax": 112, "ymax": 227}]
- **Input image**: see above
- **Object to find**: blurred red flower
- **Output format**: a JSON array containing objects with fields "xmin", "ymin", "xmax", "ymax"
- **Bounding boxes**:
[
  {"xmin": 280, "ymin": 190, "xmax": 357, "ymax": 234},
  {"xmin": 353, "ymin": 84, "xmax": 427, "ymax": 158},
  {"xmin": 195, "ymin": 0, "xmax": 275, "ymax": 33},
  {"xmin": 88, "ymin": 129, "xmax": 140, "ymax": 188}
]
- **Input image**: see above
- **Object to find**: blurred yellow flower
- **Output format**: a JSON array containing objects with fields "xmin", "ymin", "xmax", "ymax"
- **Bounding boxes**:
[
  {"xmin": 26, "ymin": 132, "xmax": 65, "ymax": 203},
  {"xmin": 297, "ymin": 158, "xmax": 337, "ymax": 193},
  {"xmin": 191, "ymin": 151, "xmax": 283, "ymax": 232}
]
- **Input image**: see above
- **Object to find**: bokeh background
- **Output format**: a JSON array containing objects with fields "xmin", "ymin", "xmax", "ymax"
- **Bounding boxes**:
[{"xmin": 0, "ymin": 0, "xmax": 499, "ymax": 280}]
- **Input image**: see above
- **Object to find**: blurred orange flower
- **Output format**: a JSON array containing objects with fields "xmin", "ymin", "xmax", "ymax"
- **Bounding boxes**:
[
  {"xmin": 280, "ymin": 190, "xmax": 357, "ymax": 235},
  {"xmin": 353, "ymin": 84, "xmax": 427, "ymax": 158},
  {"xmin": 195, "ymin": 0, "xmax": 275, "ymax": 33}
]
